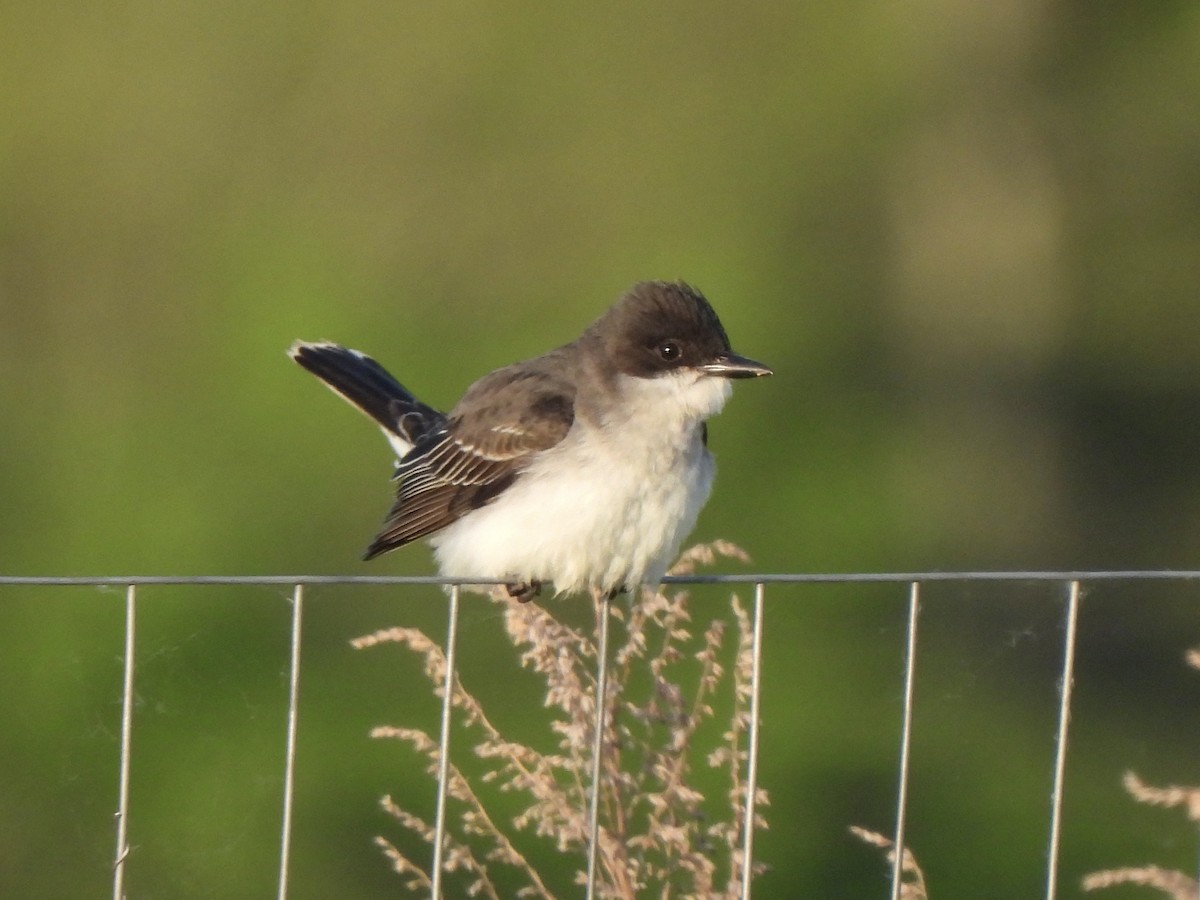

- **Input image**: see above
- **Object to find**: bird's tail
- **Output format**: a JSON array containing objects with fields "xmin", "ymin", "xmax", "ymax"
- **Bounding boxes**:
[{"xmin": 289, "ymin": 341, "xmax": 445, "ymax": 457}]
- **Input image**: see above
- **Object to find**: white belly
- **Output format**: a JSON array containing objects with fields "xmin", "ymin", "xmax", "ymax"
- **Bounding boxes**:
[{"xmin": 430, "ymin": 419, "xmax": 716, "ymax": 596}]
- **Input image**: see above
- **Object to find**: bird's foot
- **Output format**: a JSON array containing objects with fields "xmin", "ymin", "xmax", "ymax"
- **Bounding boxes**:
[{"xmin": 505, "ymin": 580, "xmax": 543, "ymax": 603}]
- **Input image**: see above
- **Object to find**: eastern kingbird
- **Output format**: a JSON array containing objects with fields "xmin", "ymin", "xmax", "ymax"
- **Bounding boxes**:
[{"xmin": 290, "ymin": 281, "xmax": 771, "ymax": 600}]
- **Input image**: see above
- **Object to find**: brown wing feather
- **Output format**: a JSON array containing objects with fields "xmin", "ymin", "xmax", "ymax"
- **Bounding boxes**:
[{"xmin": 362, "ymin": 363, "xmax": 575, "ymax": 559}]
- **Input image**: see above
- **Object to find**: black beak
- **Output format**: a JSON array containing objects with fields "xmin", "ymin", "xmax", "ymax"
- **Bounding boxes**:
[{"xmin": 701, "ymin": 351, "xmax": 773, "ymax": 379}]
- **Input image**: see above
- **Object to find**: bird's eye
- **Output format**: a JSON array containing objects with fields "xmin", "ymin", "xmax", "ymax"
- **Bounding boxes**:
[{"xmin": 657, "ymin": 341, "xmax": 682, "ymax": 362}]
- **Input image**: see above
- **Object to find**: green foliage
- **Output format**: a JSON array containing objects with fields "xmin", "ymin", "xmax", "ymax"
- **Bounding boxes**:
[{"xmin": 3, "ymin": 2, "xmax": 1200, "ymax": 896}]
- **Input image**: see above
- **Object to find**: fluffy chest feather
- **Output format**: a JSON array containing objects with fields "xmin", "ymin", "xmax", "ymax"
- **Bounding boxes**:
[{"xmin": 430, "ymin": 372, "xmax": 730, "ymax": 594}]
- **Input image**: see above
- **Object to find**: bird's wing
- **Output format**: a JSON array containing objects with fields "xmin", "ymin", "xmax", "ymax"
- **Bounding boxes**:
[{"xmin": 362, "ymin": 365, "xmax": 576, "ymax": 558}]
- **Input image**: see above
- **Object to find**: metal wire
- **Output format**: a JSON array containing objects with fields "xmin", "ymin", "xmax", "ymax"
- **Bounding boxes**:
[
  {"xmin": 276, "ymin": 584, "xmax": 304, "ymax": 900},
  {"xmin": 585, "ymin": 591, "xmax": 613, "ymax": 900},
  {"xmin": 430, "ymin": 584, "xmax": 461, "ymax": 900},
  {"xmin": 739, "ymin": 583, "xmax": 767, "ymax": 900},
  {"xmin": 6, "ymin": 569, "xmax": 1200, "ymax": 586},
  {"xmin": 10, "ymin": 570, "xmax": 1189, "ymax": 896},
  {"xmin": 111, "ymin": 585, "xmax": 136, "ymax": 900},
  {"xmin": 889, "ymin": 582, "xmax": 921, "ymax": 900},
  {"xmin": 1045, "ymin": 580, "xmax": 1081, "ymax": 900}
]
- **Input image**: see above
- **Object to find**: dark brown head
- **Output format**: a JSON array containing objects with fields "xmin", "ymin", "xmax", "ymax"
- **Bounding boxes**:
[{"xmin": 587, "ymin": 281, "xmax": 772, "ymax": 381}]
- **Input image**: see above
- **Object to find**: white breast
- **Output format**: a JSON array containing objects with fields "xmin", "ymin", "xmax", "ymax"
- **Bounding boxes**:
[{"xmin": 430, "ymin": 372, "xmax": 731, "ymax": 595}]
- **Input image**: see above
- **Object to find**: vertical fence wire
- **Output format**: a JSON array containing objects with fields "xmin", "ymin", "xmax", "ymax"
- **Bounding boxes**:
[
  {"xmin": 889, "ymin": 582, "xmax": 921, "ymax": 900},
  {"xmin": 430, "ymin": 584, "xmax": 461, "ymax": 900},
  {"xmin": 1045, "ymin": 580, "xmax": 1081, "ymax": 900},
  {"xmin": 739, "ymin": 582, "xmax": 767, "ymax": 900},
  {"xmin": 112, "ymin": 584, "xmax": 137, "ymax": 900},
  {"xmin": 585, "ymin": 591, "xmax": 614, "ymax": 900},
  {"xmin": 276, "ymin": 584, "xmax": 304, "ymax": 900}
]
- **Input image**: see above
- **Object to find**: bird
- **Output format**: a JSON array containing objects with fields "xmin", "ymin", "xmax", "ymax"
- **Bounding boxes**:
[{"xmin": 290, "ymin": 280, "xmax": 771, "ymax": 601}]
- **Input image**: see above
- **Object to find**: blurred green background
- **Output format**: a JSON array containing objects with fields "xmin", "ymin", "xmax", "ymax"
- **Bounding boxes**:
[{"xmin": 3, "ymin": 1, "xmax": 1200, "ymax": 896}]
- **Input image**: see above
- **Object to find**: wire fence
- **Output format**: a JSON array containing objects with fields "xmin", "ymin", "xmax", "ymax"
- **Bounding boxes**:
[{"xmin": 4, "ymin": 570, "xmax": 1200, "ymax": 898}]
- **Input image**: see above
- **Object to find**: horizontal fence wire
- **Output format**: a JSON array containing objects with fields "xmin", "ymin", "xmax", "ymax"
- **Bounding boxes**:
[
  {"xmin": 5, "ymin": 571, "xmax": 1198, "ymax": 898},
  {"xmin": 5, "ymin": 570, "xmax": 1200, "ymax": 586}
]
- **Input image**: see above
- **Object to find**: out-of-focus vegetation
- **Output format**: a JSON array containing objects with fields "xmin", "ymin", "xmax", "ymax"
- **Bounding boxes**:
[{"xmin": 3, "ymin": 2, "xmax": 1200, "ymax": 896}]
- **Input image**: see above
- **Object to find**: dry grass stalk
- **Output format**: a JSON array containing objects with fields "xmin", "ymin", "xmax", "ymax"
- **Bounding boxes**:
[
  {"xmin": 848, "ymin": 826, "xmax": 929, "ymax": 900},
  {"xmin": 355, "ymin": 541, "xmax": 769, "ymax": 898},
  {"xmin": 1120, "ymin": 770, "xmax": 1200, "ymax": 823},
  {"xmin": 1081, "ymin": 644, "xmax": 1200, "ymax": 895},
  {"xmin": 1082, "ymin": 867, "xmax": 1198, "ymax": 899}
]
